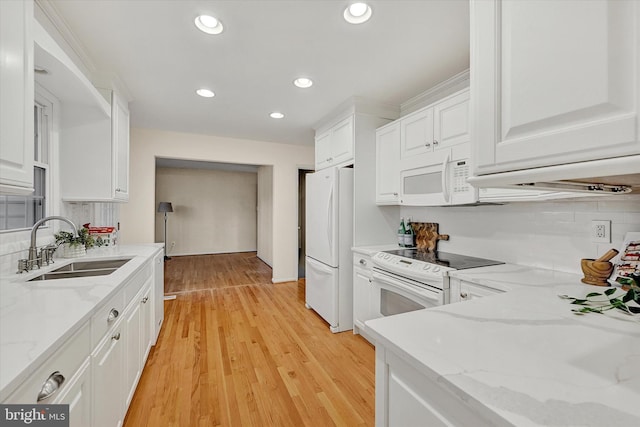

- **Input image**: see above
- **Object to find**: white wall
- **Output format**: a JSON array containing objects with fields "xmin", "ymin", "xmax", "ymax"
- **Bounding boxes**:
[
  {"xmin": 155, "ymin": 167, "xmax": 257, "ymax": 256},
  {"xmin": 119, "ymin": 128, "xmax": 314, "ymax": 282},
  {"xmin": 401, "ymin": 198, "xmax": 640, "ymax": 274},
  {"xmin": 257, "ymin": 165, "xmax": 273, "ymax": 266}
]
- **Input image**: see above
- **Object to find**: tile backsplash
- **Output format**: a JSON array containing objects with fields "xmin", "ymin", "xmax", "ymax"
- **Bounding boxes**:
[
  {"xmin": 401, "ymin": 198, "xmax": 640, "ymax": 275},
  {"xmin": 0, "ymin": 203, "xmax": 119, "ymax": 277}
]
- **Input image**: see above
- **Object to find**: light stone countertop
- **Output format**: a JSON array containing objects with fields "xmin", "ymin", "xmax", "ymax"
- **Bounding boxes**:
[
  {"xmin": 366, "ymin": 280, "xmax": 640, "ymax": 426},
  {"xmin": 0, "ymin": 244, "xmax": 163, "ymax": 401},
  {"xmin": 448, "ymin": 263, "xmax": 583, "ymax": 293},
  {"xmin": 351, "ymin": 244, "xmax": 400, "ymax": 256}
]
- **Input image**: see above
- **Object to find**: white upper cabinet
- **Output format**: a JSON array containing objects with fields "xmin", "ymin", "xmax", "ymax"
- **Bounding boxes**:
[
  {"xmin": 471, "ymin": 0, "xmax": 640, "ymax": 175},
  {"xmin": 60, "ymin": 89, "xmax": 130, "ymax": 202},
  {"xmin": 0, "ymin": 0, "xmax": 34, "ymax": 194},
  {"xmin": 375, "ymin": 122, "xmax": 400, "ymax": 204},
  {"xmin": 400, "ymin": 90, "xmax": 469, "ymax": 172},
  {"xmin": 314, "ymin": 115, "xmax": 354, "ymax": 170},
  {"xmin": 112, "ymin": 91, "xmax": 130, "ymax": 200}
]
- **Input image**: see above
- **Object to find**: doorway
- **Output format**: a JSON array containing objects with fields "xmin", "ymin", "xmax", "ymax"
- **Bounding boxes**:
[{"xmin": 298, "ymin": 168, "xmax": 312, "ymax": 278}]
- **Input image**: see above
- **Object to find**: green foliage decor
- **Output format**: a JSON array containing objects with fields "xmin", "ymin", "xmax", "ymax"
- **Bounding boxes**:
[
  {"xmin": 54, "ymin": 227, "xmax": 95, "ymax": 249},
  {"xmin": 559, "ymin": 274, "xmax": 640, "ymax": 315}
]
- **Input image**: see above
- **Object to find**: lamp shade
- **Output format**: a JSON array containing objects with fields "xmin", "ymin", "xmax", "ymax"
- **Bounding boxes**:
[{"xmin": 157, "ymin": 202, "xmax": 173, "ymax": 213}]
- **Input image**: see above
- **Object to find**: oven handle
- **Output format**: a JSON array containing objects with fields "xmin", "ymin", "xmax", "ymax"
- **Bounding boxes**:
[{"xmin": 372, "ymin": 271, "xmax": 442, "ymax": 304}]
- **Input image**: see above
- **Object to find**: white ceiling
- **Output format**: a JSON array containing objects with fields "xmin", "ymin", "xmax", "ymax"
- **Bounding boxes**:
[{"xmin": 43, "ymin": 0, "xmax": 470, "ymax": 146}]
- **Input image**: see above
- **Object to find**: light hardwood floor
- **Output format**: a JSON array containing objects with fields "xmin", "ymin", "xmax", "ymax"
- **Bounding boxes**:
[{"xmin": 124, "ymin": 252, "xmax": 375, "ymax": 427}]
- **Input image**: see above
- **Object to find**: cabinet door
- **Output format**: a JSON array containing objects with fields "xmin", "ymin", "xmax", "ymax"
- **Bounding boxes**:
[
  {"xmin": 140, "ymin": 280, "xmax": 153, "ymax": 363},
  {"xmin": 433, "ymin": 90, "xmax": 469, "ymax": 152},
  {"xmin": 0, "ymin": 0, "xmax": 34, "ymax": 194},
  {"xmin": 53, "ymin": 358, "xmax": 91, "ymax": 427},
  {"xmin": 353, "ymin": 266, "xmax": 372, "ymax": 331},
  {"xmin": 400, "ymin": 108, "xmax": 433, "ymax": 168},
  {"xmin": 472, "ymin": 0, "xmax": 640, "ymax": 175},
  {"xmin": 92, "ymin": 325, "xmax": 124, "ymax": 427},
  {"xmin": 153, "ymin": 251, "xmax": 165, "ymax": 343},
  {"xmin": 376, "ymin": 123, "xmax": 400, "ymax": 204},
  {"xmin": 330, "ymin": 116, "xmax": 354, "ymax": 165},
  {"xmin": 124, "ymin": 298, "xmax": 142, "ymax": 410},
  {"xmin": 112, "ymin": 91, "xmax": 129, "ymax": 200},
  {"xmin": 315, "ymin": 130, "xmax": 331, "ymax": 170}
]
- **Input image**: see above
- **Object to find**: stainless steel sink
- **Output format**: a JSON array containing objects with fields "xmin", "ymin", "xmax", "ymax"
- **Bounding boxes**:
[
  {"xmin": 28, "ymin": 257, "xmax": 132, "ymax": 282},
  {"xmin": 52, "ymin": 258, "xmax": 131, "ymax": 272}
]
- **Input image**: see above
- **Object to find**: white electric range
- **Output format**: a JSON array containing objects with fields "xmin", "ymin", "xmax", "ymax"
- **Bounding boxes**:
[{"xmin": 370, "ymin": 248, "xmax": 504, "ymax": 318}]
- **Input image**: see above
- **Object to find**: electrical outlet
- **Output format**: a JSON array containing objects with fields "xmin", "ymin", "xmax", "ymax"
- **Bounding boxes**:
[{"xmin": 591, "ymin": 220, "xmax": 611, "ymax": 243}]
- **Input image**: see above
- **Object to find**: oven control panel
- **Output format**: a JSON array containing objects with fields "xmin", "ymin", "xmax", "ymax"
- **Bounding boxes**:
[{"xmin": 372, "ymin": 252, "xmax": 454, "ymax": 283}]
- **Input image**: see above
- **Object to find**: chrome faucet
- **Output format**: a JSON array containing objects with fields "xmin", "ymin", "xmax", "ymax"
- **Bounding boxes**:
[{"xmin": 18, "ymin": 216, "xmax": 78, "ymax": 273}]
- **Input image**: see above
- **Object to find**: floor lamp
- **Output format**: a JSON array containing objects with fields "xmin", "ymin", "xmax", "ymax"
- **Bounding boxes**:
[{"xmin": 158, "ymin": 202, "xmax": 173, "ymax": 260}]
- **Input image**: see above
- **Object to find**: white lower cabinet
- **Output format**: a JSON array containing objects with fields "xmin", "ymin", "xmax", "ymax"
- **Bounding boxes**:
[
  {"xmin": 376, "ymin": 347, "xmax": 497, "ymax": 427},
  {"xmin": 53, "ymin": 358, "xmax": 92, "ymax": 427},
  {"xmin": 92, "ymin": 322, "xmax": 124, "ymax": 427},
  {"xmin": 3, "ymin": 252, "xmax": 163, "ymax": 427},
  {"xmin": 353, "ymin": 253, "xmax": 374, "ymax": 338},
  {"xmin": 449, "ymin": 277, "xmax": 503, "ymax": 304}
]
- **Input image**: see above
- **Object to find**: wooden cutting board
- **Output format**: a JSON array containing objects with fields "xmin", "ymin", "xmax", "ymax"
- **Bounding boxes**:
[{"xmin": 410, "ymin": 222, "xmax": 449, "ymax": 251}]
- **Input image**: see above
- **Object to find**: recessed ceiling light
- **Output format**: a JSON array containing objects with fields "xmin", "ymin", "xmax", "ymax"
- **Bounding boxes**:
[
  {"xmin": 293, "ymin": 77, "xmax": 313, "ymax": 88},
  {"xmin": 344, "ymin": 2, "xmax": 372, "ymax": 24},
  {"xmin": 270, "ymin": 112, "xmax": 285, "ymax": 119},
  {"xmin": 195, "ymin": 14, "xmax": 224, "ymax": 34},
  {"xmin": 196, "ymin": 88, "xmax": 215, "ymax": 98}
]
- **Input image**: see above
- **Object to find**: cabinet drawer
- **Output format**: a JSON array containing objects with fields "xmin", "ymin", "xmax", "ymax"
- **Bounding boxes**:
[
  {"xmin": 91, "ymin": 288, "xmax": 125, "ymax": 347},
  {"xmin": 5, "ymin": 323, "xmax": 90, "ymax": 404},
  {"xmin": 123, "ymin": 263, "xmax": 152, "ymax": 307},
  {"xmin": 353, "ymin": 253, "xmax": 373, "ymax": 271}
]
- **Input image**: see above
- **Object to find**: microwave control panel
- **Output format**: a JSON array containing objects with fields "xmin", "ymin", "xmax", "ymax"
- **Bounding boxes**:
[{"xmin": 452, "ymin": 161, "xmax": 471, "ymax": 193}]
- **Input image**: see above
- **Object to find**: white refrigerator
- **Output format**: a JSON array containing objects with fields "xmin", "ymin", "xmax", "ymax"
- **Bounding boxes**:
[{"xmin": 305, "ymin": 167, "xmax": 354, "ymax": 333}]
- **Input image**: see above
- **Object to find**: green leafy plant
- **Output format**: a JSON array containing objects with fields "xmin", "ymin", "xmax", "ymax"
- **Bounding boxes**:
[
  {"xmin": 559, "ymin": 274, "xmax": 640, "ymax": 315},
  {"xmin": 54, "ymin": 227, "xmax": 95, "ymax": 249}
]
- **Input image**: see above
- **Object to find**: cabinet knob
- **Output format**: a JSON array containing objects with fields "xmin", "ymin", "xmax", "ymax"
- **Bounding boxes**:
[
  {"xmin": 37, "ymin": 371, "xmax": 65, "ymax": 402},
  {"xmin": 112, "ymin": 332, "xmax": 121, "ymax": 341},
  {"xmin": 107, "ymin": 308, "xmax": 119, "ymax": 322},
  {"xmin": 433, "ymin": 140, "xmax": 439, "ymax": 146},
  {"xmin": 142, "ymin": 296, "xmax": 149, "ymax": 304},
  {"xmin": 393, "ymin": 192, "xmax": 398, "ymax": 196},
  {"xmin": 359, "ymin": 259, "xmax": 367, "ymax": 266},
  {"xmin": 460, "ymin": 292, "xmax": 468, "ymax": 299},
  {"xmin": 425, "ymin": 143, "xmax": 431, "ymax": 148}
]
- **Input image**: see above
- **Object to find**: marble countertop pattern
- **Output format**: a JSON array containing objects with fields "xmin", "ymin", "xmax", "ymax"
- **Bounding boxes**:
[
  {"xmin": 366, "ymin": 281, "xmax": 640, "ymax": 426},
  {"xmin": 448, "ymin": 263, "xmax": 583, "ymax": 293},
  {"xmin": 0, "ymin": 244, "xmax": 162, "ymax": 401}
]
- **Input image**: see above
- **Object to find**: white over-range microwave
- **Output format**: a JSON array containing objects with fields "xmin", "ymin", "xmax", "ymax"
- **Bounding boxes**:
[{"xmin": 400, "ymin": 149, "xmax": 476, "ymax": 206}]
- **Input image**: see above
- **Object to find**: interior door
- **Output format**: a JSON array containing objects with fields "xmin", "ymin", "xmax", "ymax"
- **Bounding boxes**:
[
  {"xmin": 305, "ymin": 256, "xmax": 338, "ymax": 327},
  {"xmin": 305, "ymin": 168, "xmax": 339, "ymax": 267}
]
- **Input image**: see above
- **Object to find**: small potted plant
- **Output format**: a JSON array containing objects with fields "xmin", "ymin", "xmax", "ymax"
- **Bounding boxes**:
[{"xmin": 54, "ymin": 227, "xmax": 95, "ymax": 258}]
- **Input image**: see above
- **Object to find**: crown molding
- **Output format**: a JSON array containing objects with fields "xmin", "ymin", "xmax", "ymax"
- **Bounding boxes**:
[
  {"xmin": 400, "ymin": 69, "xmax": 470, "ymax": 116},
  {"xmin": 314, "ymin": 96, "xmax": 400, "ymax": 132}
]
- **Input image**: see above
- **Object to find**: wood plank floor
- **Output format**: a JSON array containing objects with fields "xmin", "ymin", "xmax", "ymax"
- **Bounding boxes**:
[{"xmin": 124, "ymin": 253, "xmax": 375, "ymax": 427}]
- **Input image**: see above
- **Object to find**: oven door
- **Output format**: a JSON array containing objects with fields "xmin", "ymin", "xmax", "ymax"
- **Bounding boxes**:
[{"xmin": 370, "ymin": 270, "xmax": 444, "ymax": 319}]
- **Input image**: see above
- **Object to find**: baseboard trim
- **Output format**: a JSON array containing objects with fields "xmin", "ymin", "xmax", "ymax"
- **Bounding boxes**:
[{"xmin": 271, "ymin": 277, "xmax": 299, "ymax": 284}]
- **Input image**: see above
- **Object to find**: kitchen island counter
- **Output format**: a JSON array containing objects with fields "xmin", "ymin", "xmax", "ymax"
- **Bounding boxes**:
[{"xmin": 366, "ymin": 281, "xmax": 640, "ymax": 426}]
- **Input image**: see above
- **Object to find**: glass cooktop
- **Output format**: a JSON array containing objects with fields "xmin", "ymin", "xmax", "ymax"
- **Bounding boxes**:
[{"xmin": 383, "ymin": 248, "xmax": 504, "ymax": 270}]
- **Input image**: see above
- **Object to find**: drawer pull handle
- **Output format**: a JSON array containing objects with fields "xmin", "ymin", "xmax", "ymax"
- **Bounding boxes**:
[
  {"xmin": 37, "ymin": 371, "xmax": 65, "ymax": 402},
  {"xmin": 359, "ymin": 259, "xmax": 367, "ymax": 266},
  {"xmin": 107, "ymin": 308, "xmax": 119, "ymax": 322},
  {"xmin": 142, "ymin": 296, "xmax": 149, "ymax": 304},
  {"xmin": 112, "ymin": 332, "xmax": 121, "ymax": 341},
  {"xmin": 460, "ymin": 292, "xmax": 468, "ymax": 299}
]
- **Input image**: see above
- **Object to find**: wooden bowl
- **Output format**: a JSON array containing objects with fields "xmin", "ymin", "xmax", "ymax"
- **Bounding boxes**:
[{"xmin": 580, "ymin": 259, "xmax": 614, "ymax": 286}]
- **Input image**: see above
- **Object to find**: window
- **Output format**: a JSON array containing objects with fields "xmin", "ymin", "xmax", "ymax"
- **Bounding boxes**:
[{"xmin": 0, "ymin": 97, "xmax": 51, "ymax": 231}]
